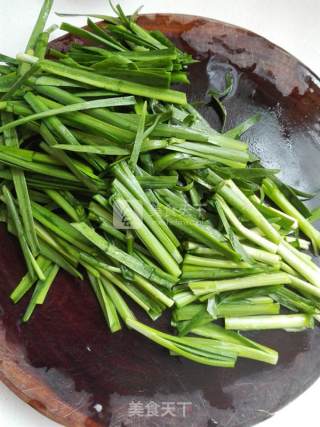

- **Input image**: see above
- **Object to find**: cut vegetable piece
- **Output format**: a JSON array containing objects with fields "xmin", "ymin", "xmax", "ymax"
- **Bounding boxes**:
[
  {"xmin": 189, "ymin": 272, "xmax": 291, "ymax": 296},
  {"xmin": 225, "ymin": 314, "xmax": 314, "ymax": 331}
]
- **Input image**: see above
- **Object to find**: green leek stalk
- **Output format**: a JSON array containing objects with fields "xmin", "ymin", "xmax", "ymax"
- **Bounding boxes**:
[
  {"xmin": 183, "ymin": 254, "xmax": 251, "ymax": 269},
  {"xmin": 225, "ymin": 314, "xmax": 314, "ymax": 331},
  {"xmin": 24, "ymin": 93, "xmax": 100, "ymax": 191},
  {"xmin": 10, "ymin": 255, "xmax": 51, "ymax": 303},
  {"xmin": 216, "ymin": 301, "xmax": 280, "ymax": 317},
  {"xmin": 112, "ymin": 194, "xmax": 181, "ymax": 276},
  {"xmin": 88, "ymin": 274, "xmax": 122, "ymax": 332},
  {"xmin": 25, "ymin": 0, "xmax": 53, "ymax": 52},
  {"xmin": 189, "ymin": 272, "xmax": 291, "ymax": 296},
  {"xmin": 72, "ymin": 222, "xmax": 177, "ymax": 288},
  {"xmin": 2, "ymin": 185, "xmax": 44, "ymax": 280},
  {"xmin": 126, "ymin": 318, "xmax": 236, "ymax": 367},
  {"xmin": 112, "ymin": 178, "xmax": 182, "ymax": 263},
  {"xmin": 215, "ymin": 194, "xmax": 278, "ymax": 253},
  {"xmin": 1, "ymin": 112, "xmax": 39, "ymax": 255},
  {"xmin": 22, "ymin": 263, "xmax": 59, "ymax": 322},
  {"xmin": 17, "ymin": 54, "xmax": 187, "ymax": 104},
  {"xmin": 158, "ymin": 203, "xmax": 237, "ymax": 259},
  {"xmin": 263, "ymin": 178, "xmax": 320, "ymax": 252},
  {"xmin": 100, "ymin": 277, "xmax": 135, "ymax": 322},
  {"xmin": 191, "ymin": 323, "xmax": 278, "ymax": 364},
  {"xmin": 112, "ymin": 161, "xmax": 180, "ymax": 248}
]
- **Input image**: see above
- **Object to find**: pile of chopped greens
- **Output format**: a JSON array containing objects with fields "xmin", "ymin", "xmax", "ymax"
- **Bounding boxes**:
[{"xmin": 0, "ymin": 0, "xmax": 320, "ymax": 368}]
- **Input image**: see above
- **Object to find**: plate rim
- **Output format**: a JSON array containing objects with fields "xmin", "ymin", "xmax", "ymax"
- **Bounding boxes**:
[{"xmin": 0, "ymin": 12, "xmax": 319, "ymax": 427}]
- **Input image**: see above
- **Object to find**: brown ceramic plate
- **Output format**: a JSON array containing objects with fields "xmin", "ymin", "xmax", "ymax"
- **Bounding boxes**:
[{"xmin": 1, "ymin": 14, "xmax": 320, "ymax": 427}]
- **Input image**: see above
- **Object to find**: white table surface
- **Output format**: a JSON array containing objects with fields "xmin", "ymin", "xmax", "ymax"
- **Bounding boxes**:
[{"xmin": 0, "ymin": 1, "xmax": 320, "ymax": 426}]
